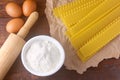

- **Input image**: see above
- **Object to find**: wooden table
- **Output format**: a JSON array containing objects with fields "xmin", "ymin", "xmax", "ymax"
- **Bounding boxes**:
[{"xmin": 1, "ymin": 0, "xmax": 120, "ymax": 80}]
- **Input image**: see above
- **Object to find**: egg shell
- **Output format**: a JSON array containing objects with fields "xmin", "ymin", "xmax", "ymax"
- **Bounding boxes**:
[
  {"xmin": 23, "ymin": 0, "xmax": 37, "ymax": 17},
  {"xmin": 5, "ymin": 2, "xmax": 22, "ymax": 17},
  {"xmin": 6, "ymin": 18, "xmax": 24, "ymax": 33}
]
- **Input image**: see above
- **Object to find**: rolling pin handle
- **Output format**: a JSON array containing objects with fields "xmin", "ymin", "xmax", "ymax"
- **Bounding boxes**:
[{"xmin": 17, "ymin": 11, "xmax": 39, "ymax": 39}]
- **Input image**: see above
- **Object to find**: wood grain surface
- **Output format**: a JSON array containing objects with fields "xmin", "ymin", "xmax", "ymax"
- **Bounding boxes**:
[{"xmin": 1, "ymin": 0, "xmax": 120, "ymax": 80}]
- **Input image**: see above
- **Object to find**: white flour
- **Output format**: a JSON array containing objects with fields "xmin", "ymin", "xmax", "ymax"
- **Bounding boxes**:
[{"xmin": 26, "ymin": 40, "xmax": 60, "ymax": 73}]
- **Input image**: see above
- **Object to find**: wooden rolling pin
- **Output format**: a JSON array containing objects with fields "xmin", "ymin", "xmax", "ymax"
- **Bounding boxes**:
[{"xmin": 0, "ymin": 11, "xmax": 39, "ymax": 80}]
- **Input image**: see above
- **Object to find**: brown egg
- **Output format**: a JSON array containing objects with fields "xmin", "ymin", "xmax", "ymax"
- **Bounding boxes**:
[
  {"xmin": 23, "ymin": 0, "xmax": 37, "ymax": 17},
  {"xmin": 6, "ymin": 18, "xmax": 24, "ymax": 33},
  {"xmin": 5, "ymin": 2, "xmax": 22, "ymax": 17}
]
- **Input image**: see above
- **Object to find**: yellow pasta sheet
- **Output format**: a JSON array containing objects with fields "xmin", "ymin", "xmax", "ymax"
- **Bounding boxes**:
[
  {"xmin": 78, "ymin": 17, "xmax": 120, "ymax": 61},
  {"xmin": 69, "ymin": 0, "xmax": 120, "ymax": 50}
]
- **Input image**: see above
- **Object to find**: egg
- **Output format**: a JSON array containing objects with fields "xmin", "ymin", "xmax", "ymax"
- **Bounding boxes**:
[
  {"xmin": 5, "ymin": 2, "xmax": 22, "ymax": 17},
  {"xmin": 6, "ymin": 18, "xmax": 24, "ymax": 33},
  {"xmin": 23, "ymin": 0, "xmax": 37, "ymax": 16}
]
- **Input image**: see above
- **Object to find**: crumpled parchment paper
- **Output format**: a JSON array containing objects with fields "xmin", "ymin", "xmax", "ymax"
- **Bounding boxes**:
[{"xmin": 45, "ymin": 0, "xmax": 120, "ymax": 74}]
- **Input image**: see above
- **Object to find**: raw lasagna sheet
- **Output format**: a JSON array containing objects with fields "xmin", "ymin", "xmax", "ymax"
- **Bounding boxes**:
[{"xmin": 45, "ymin": 0, "xmax": 120, "ymax": 74}]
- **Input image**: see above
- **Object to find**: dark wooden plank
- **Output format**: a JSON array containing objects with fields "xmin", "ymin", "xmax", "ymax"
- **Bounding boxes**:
[{"xmin": 0, "ymin": 18, "xmax": 10, "ymax": 47}]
